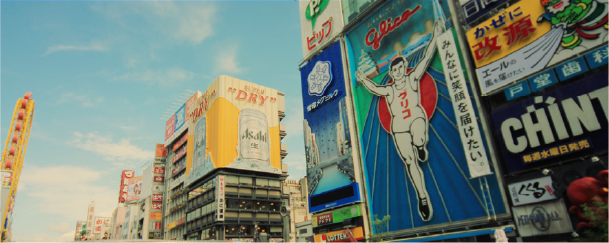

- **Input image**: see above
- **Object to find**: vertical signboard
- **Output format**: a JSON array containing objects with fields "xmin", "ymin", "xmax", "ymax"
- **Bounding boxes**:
[
  {"xmin": 216, "ymin": 175, "xmax": 225, "ymax": 222},
  {"xmin": 85, "ymin": 202, "xmax": 95, "ymax": 234},
  {"xmin": 465, "ymin": 0, "xmax": 608, "ymax": 95},
  {"xmin": 165, "ymin": 114, "xmax": 175, "ymax": 142},
  {"xmin": 186, "ymin": 76, "xmax": 283, "ymax": 185},
  {"xmin": 300, "ymin": 41, "xmax": 360, "ymax": 213},
  {"xmin": 119, "ymin": 170, "xmax": 135, "ymax": 203},
  {"xmin": 155, "ymin": 143, "xmax": 167, "ymax": 158},
  {"xmin": 491, "ymin": 69, "xmax": 608, "ymax": 174},
  {"xmin": 126, "ymin": 176, "xmax": 142, "ymax": 202},
  {"xmin": 299, "ymin": 0, "xmax": 345, "ymax": 58},
  {"xmin": 345, "ymin": 0, "xmax": 507, "ymax": 234}
]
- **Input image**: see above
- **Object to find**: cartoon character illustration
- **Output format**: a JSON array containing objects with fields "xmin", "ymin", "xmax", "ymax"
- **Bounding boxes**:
[
  {"xmin": 354, "ymin": 18, "xmax": 444, "ymax": 221},
  {"xmin": 567, "ymin": 170, "xmax": 608, "ymax": 231},
  {"xmin": 538, "ymin": 0, "xmax": 609, "ymax": 49}
]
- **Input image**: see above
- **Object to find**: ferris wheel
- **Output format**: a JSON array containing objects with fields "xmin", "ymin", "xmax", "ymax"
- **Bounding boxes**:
[{"xmin": 0, "ymin": 92, "xmax": 35, "ymax": 242}]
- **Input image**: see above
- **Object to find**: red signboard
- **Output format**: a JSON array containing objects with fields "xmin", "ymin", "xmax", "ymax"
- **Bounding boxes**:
[
  {"xmin": 172, "ymin": 146, "xmax": 187, "ymax": 164},
  {"xmin": 154, "ymin": 167, "xmax": 165, "ymax": 175},
  {"xmin": 118, "ymin": 170, "xmax": 135, "ymax": 203},
  {"xmin": 155, "ymin": 143, "xmax": 167, "ymax": 158},
  {"xmin": 152, "ymin": 194, "xmax": 164, "ymax": 202},
  {"xmin": 152, "ymin": 202, "xmax": 163, "ymax": 210},
  {"xmin": 155, "ymin": 222, "xmax": 162, "ymax": 230},
  {"xmin": 172, "ymin": 132, "xmax": 188, "ymax": 152},
  {"xmin": 317, "ymin": 212, "xmax": 333, "ymax": 226},
  {"xmin": 154, "ymin": 176, "xmax": 164, "ymax": 183},
  {"xmin": 165, "ymin": 114, "xmax": 176, "ymax": 141}
]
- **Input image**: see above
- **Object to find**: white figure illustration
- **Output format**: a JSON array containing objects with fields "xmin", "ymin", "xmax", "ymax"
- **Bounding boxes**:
[{"xmin": 355, "ymin": 19, "xmax": 444, "ymax": 221}]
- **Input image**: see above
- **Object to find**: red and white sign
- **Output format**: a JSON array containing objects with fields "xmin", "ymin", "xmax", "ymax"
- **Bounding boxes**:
[
  {"xmin": 298, "ymin": 0, "xmax": 344, "ymax": 58},
  {"xmin": 317, "ymin": 212, "xmax": 333, "ymax": 225},
  {"xmin": 154, "ymin": 176, "xmax": 164, "ymax": 183},
  {"xmin": 173, "ymin": 132, "xmax": 189, "ymax": 152},
  {"xmin": 152, "ymin": 202, "xmax": 163, "ymax": 210},
  {"xmin": 93, "ymin": 217, "xmax": 111, "ymax": 234},
  {"xmin": 152, "ymin": 194, "xmax": 164, "ymax": 202},
  {"xmin": 119, "ymin": 170, "xmax": 135, "ymax": 203},
  {"xmin": 154, "ymin": 222, "xmax": 162, "ymax": 230},
  {"xmin": 153, "ymin": 167, "xmax": 165, "ymax": 175},
  {"xmin": 165, "ymin": 114, "xmax": 176, "ymax": 142},
  {"xmin": 216, "ymin": 175, "xmax": 225, "ymax": 221},
  {"xmin": 172, "ymin": 145, "xmax": 187, "ymax": 164}
]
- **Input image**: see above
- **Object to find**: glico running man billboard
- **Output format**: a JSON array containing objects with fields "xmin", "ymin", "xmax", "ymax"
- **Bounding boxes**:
[
  {"xmin": 345, "ymin": 0, "xmax": 508, "ymax": 234},
  {"xmin": 186, "ymin": 76, "xmax": 283, "ymax": 185},
  {"xmin": 300, "ymin": 41, "xmax": 361, "ymax": 213}
]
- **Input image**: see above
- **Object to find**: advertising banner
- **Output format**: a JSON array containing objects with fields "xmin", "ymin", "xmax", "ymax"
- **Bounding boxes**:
[
  {"xmin": 153, "ymin": 167, "xmax": 165, "ymax": 175},
  {"xmin": 86, "ymin": 202, "xmax": 95, "ymax": 231},
  {"xmin": 466, "ymin": 0, "xmax": 608, "ymax": 95},
  {"xmin": 313, "ymin": 205, "xmax": 361, "ymax": 227},
  {"xmin": 155, "ymin": 143, "xmax": 167, "ymax": 158},
  {"xmin": 126, "ymin": 176, "xmax": 142, "ymax": 202},
  {"xmin": 512, "ymin": 198, "xmax": 573, "ymax": 237},
  {"xmin": 300, "ymin": 41, "xmax": 359, "ymax": 211},
  {"xmin": 216, "ymin": 175, "xmax": 225, "ymax": 221},
  {"xmin": 299, "ymin": 0, "xmax": 344, "ymax": 58},
  {"xmin": 491, "ymin": 69, "xmax": 608, "ymax": 174},
  {"xmin": 173, "ymin": 132, "xmax": 188, "ymax": 152},
  {"xmin": 186, "ymin": 76, "xmax": 283, "ymax": 185},
  {"xmin": 165, "ymin": 114, "xmax": 175, "ymax": 142},
  {"xmin": 119, "ymin": 171, "xmax": 135, "ymax": 203},
  {"xmin": 345, "ymin": 0, "xmax": 507, "ymax": 233},
  {"xmin": 508, "ymin": 176, "xmax": 557, "ymax": 206},
  {"xmin": 314, "ymin": 226, "xmax": 364, "ymax": 242},
  {"xmin": 93, "ymin": 217, "xmax": 111, "ymax": 234},
  {"xmin": 152, "ymin": 194, "xmax": 164, "ymax": 202}
]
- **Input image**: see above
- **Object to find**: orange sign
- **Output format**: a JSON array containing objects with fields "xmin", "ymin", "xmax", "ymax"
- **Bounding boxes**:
[
  {"xmin": 314, "ymin": 227, "xmax": 363, "ymax": 242},
  {"xmin": 155, "ymin": 143, "xmax": 166, "ymax": 158}
]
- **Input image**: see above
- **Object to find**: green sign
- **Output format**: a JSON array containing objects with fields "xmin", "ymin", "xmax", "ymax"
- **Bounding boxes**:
[
  {"xmin": 332, "ymin": 205, "xmax": 361, "ymax": 223},
  {"xmin": 305, "ymin": 0, "xmax": 329, "ymax": 30}
]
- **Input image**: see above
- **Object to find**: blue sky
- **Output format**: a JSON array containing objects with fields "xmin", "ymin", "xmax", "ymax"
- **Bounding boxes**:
[{"xmin": 1, "ymin": 1, "xmax": 306, "ymax": 241}]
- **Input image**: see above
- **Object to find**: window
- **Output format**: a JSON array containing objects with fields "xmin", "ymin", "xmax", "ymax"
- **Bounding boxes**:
[
  {"xmin": 227, "ymin": 199, "xmax": 240, "ymax": 209},
  {"xmin": 269, "ymin": 180, "xmax": 281, "ymax": 188},
  {"xmin": 269, "ymin": 190, "xmax": 280, "ymax": 198},
  {"xmin": 226, "ymin": 175, "xmax": 239, "ymax": 185},
  {"xmin": 225, "ymin": 186, "xmax": 238, "ymax": 194},
  {"xmin": 256, "ymin": 201, "xmax": 269, "ymax": 211},
  {"xmin": 255, "ymin": 189, "xmax": 267, "ymax": 197},
  {"xmin": 239, "ymin": 188, "xmax": 252, "ymax": 195},
  {"xmin": 270, "ymin": 226, "xmax": 282, "ymax": 233},
  {"xmin": 269, "ymin": 202, "xmax": 281, "ymax": 212},
  {"xmin": 256, "ymin": 178, "xmax": 268, "ymax": 187},
  {"xmin": 299, "ymin": 229, "xmax": 308, "ymax": 234},
  {"xmin": 239, "ymin": 176, "xmax": 252, "ymax": 185}
]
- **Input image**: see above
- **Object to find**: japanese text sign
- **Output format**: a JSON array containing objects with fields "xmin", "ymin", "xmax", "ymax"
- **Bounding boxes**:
[
  {"xmin": 466, "ymin": 0, "xmax": 608, "ymax": 95},
  {"xmin": 299, "ymin": 0, "xmax": 344, "ymax": 58},
  {"xmin": 437, "ymin": 30, "xmax": 492, "ymax": 178},
  {"xmin": 508, "ymin": 176, "xmax": 557, "ymax": 206}
]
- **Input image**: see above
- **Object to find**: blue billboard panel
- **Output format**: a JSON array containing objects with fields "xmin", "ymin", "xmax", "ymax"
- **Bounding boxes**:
[
  {"xmin": 505, "ymin": 80, "xmax": 531, "ymax": 101},
  {"xmin": 556, "ymin": 56, "xmax": 589, "ymax": 82},
  {"xmin": 529, "ymin": 69, "xmax": 559, "ymax": 93},
  {"xmin": 345, "ymin": 0, "xmax": 507, "ymax": 235},
  {"xmin": 309, "ymin": 183, "xmax": 361, "ymax": 213},
  {"xmin": 584, "ymin": 45, "xmax": 609, "ymax": 70},
  {"xmin": 491, "ymin": 69, "xmax": 608, "ymax": 174},
  {"xmin": 300, "ymin": 41, "xmax": 359, "ymax": 210},
  {"xmin": 174, "ymin": 104, "xmax": 186, "ymax": 132}
]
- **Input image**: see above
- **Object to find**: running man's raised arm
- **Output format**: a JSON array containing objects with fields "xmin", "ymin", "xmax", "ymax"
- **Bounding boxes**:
[
  {"xmin": 356, "ymin": 70, "xmax": 391, "ymax": 96},
  {"xmin": 411, "ymin": 18, "xmax": 445, "ymax": 90}
]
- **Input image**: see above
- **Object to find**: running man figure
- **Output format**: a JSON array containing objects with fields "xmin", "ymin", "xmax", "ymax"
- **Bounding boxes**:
[{"xmin": 355, "ymin": 19, "xmax": 444, "ymax": 221}]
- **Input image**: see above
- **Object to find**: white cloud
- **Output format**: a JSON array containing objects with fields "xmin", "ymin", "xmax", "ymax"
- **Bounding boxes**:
[
  {"xmin": 215, "ymin": 44, "xmax": 243, "ymax": 74},
  {"xmin": 19, "ymin": 165, "xmax": 119, "ymax": 225},
  {"xmin": 93, "ymin": 1, "xmax": 217, "ymax": 45},
  {"xmin": 44, "ymin": 43, "xmax": 108, "ymax": 55},
  {"xmin": 49, "ymin": 222, "xmax": 71, "ymax": 234},
  {"xmin": 70, "ymin": 132, "xmax": 152, "ymax": 163},
  {"xmin": 56, "ymin": 92, "xmax": 105, "ymax": 107},
  {"xmin": 113, "ymin": 68, "xmax": 195, "ymax": 86}
]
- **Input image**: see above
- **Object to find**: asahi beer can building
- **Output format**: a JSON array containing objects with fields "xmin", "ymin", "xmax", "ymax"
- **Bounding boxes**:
[{"xmin": 237, "ymin": 108, "xmax": 271, "ymax": 165}]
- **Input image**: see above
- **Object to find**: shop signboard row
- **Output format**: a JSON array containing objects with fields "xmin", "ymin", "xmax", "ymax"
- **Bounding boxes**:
[
  {"xmin": 93, "ymin": 217, "xmax": 111, "ymax": 234},
  {"xmin": 344, "ymin": 0, "xmax": 508, "ymax": 234},
  {"xmin": 165, "ymin": 92, "xmax": 200, "ymax": 144},
  {"xmin": 173, "ymin": 132, "xmax": 188, "ymax": 152},
  {"xmin": 300, "ymin": 41, "xmax": 362, "ymax": 213},
  {"xmin": 465, "ymin": 0, "xmax": 608, "ymax": 95},
  {"xmin": 504, "ymin": 45, "xmax": 609, "ymax": 101},
  {"xmin": 172, "ymin": 145, "xmax": 187, "ymax": 164},
  {"xmin": 491, "ymin": 68, "xmax": 608, "ymax": 174},
  {"xmin": 313, "ymin": 205, "xmax": 361, "ymax": 227},
  {"xmin": 186, "ymin": 76, "xmax": 283, "ymax": 186}
]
